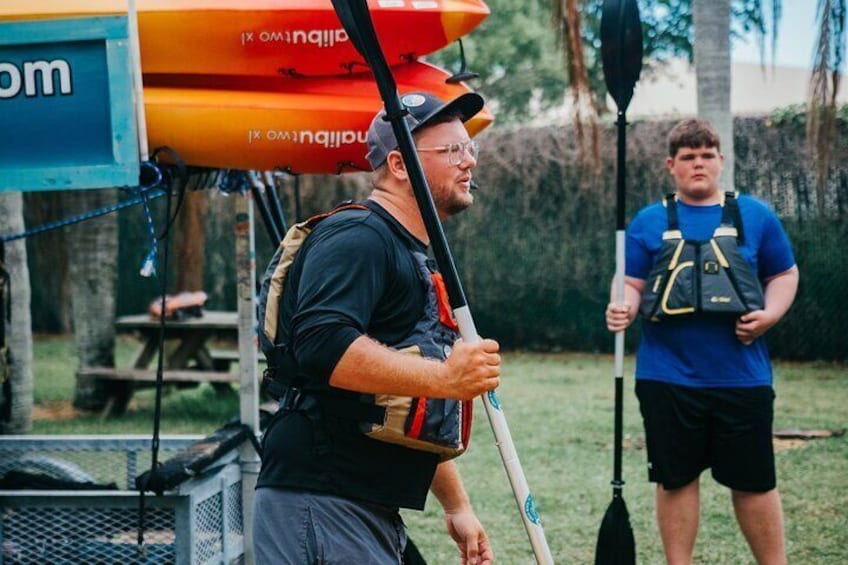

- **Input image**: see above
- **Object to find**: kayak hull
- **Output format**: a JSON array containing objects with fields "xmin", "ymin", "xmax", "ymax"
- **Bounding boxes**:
[
  {"xmin": 143, "ymin": 62, "xmax": 493, "ymax": 173},
  {"xmin": 1, "ymin": 0, "xmax": 489, "ymax": 77}
]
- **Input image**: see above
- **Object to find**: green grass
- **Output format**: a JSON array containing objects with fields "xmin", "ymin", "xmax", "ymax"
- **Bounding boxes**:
[
  {"xmin": 29, "ymin": 338, "xmax": 848, "ymax": 563},
  {"xmin": 31, "ymin": 334, "xmax": 239, "ymax": 435}
]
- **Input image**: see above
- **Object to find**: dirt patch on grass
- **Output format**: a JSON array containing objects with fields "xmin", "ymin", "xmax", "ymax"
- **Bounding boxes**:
[
  {"xmin": 773, "ymin": 428, "xmax": 846, "ymax": 452},
  {"xmin": 623, "ymin": 436, "xmax": 646, "ymax": 451},
  {"xmin": 773, "ymin": 438, "xmax": 810, "ymax": 452},
  {"xmin": 32, "ymin": 400, "xmax": 83, "ymax": 421}
]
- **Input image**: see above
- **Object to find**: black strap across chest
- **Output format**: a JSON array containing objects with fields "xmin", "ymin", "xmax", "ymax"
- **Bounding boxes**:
[{"xmin": 664, "ymin": 191, "xmax": 745, "ymax": 244}]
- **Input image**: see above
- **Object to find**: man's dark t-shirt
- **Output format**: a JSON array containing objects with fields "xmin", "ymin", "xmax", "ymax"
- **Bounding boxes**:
[{"xmin": 257, "ymin": 201, "xmax": 442, "ymax": 509}]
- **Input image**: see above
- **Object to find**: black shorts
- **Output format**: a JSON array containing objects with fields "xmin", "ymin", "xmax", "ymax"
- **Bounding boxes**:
[{"xmin": 635, "ymin": 380, "xmax": 776, "ymax": 492}]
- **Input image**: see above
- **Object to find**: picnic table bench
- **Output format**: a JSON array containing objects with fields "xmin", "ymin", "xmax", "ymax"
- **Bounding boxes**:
[{"xmin": 78, "ymin": 310, "xmax": 260, "ymax": 414}]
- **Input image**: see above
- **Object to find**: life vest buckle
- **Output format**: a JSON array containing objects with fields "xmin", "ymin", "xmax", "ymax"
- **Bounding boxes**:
[{"xmin": 278, "ymin": 387, "xmax": 304, "ymax": 412}]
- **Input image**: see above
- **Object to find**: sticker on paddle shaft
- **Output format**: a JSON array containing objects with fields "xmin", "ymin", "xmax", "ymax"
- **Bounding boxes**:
[
  {"xmin": 524, "ymin": 494, "xmax": 541, "ymax": 525},
  {"xmin": 487, "ymin": 390, "xmax": 501, "ymax": 410}
]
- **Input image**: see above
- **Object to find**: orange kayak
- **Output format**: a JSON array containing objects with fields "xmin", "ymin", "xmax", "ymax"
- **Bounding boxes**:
[
  {"xmin": 143, "ymin": 61, "xmax": 493, "ymax": 174},
  {"xmin": 1, "ymin": 0, "xmax": 489, "ymax": 77}
]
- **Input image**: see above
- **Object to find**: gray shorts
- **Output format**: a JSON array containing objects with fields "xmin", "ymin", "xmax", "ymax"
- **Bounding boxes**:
[{"xmin": 253, "ymin": 487, "xmax": 408, "ymax": 565}]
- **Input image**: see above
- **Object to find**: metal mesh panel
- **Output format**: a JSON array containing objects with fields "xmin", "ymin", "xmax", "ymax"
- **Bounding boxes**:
[
  {"xmin": 223, "ymin": 480, "xmax": 245, "ymax": 564},
  {"xmin": 0, "ymin": 437, "xmax": 194, "ymax": 489},
  {"xmin": 226, "ymin": 482, "xmax": 243, "ymax": 537},
  {"xmin": 194, "ymin": 492, "xmax": 224, "ymax": 564},
  {"xmin": 1, "ymin": 437, "xmax": 244, "ymax": 565},
  {"xmin": 1, "ymin": 506, "xmax": 175, "ymax": 564},
  {"xmin": 0, "ymin": 449, "xmax": 187, "ymax": 489}
]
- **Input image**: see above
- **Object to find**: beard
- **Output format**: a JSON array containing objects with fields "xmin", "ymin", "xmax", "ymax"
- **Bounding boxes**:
[{"xmin": 429, "ymin": 179, "xmax": 474, "ymax": 217}]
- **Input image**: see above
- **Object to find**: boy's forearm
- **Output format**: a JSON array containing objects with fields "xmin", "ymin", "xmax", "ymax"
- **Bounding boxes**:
[{"xmin": 763, "ymin": 266, "xmax": 799, "ymax": 322}]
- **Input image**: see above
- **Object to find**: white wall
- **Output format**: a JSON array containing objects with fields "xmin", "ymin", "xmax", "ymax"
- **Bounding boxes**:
[{"xmin": 624, "ymin": 58, "xmax": 848, "ymax": 118}]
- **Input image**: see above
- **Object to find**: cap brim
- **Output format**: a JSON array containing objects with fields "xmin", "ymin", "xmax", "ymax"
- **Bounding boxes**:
[{"xmin": 413, "ymin": 92, "xmax": 485, "ymax": 132}]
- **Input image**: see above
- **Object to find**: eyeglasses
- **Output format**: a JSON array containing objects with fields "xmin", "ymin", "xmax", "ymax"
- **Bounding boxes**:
[{"xmin": 416, "ymin": 140, "xmax": 479, "ymax": 166}]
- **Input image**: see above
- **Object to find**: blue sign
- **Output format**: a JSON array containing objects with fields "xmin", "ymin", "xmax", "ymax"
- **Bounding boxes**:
[{"xmin": 0, "ymin": 16, "xmax": 139, "ymax": 191}]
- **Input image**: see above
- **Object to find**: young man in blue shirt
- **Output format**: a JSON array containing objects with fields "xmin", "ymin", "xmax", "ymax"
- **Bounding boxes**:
[{"xmin": 606, "ymin": 118, "xmax": 799, "ymax": 564}]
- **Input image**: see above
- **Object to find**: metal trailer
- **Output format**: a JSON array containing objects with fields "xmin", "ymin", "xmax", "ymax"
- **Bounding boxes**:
[{"xmin": 0, "ymin": 435, "xmax": 244, "ymax": 565}]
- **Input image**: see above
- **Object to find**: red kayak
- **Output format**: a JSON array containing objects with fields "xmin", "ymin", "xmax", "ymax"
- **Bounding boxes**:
[{"xmin": 1, "ymin": 0, "xmax": 489, "ymax": 77}]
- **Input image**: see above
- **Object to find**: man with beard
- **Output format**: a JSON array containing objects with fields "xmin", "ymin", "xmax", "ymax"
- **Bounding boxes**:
[{"xmin": 255, "ymin": 91, "xmax": 499, "ymax": 565}]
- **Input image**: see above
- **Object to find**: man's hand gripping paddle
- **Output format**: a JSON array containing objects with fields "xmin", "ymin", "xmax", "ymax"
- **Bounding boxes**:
[{"xmin": 330, "ymin": 1, "xmax": 553, "ymax": 563}]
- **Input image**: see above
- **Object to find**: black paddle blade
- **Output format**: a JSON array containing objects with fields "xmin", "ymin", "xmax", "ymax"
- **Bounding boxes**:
[
  {"xmin": 600, "ymin": 0, "xmax": 643, "ymax": 112},
  {"xmin": 594, "ymin": 495, "xmax": 636, "ymax": 565},
  {"xmin": 331, "ymin": 0, "xmax": 368, "ymax": 57},
  {"xmin": 331, "ymin": 0, "xmax": 398, "ymax": 100},
  {"xmin": 332, "ymin": 0, "xmax": 470, "ymax": 314}
]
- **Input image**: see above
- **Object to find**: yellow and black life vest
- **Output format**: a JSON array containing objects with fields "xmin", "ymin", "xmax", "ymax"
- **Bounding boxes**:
[{"xmin": 639, "ymin": 192, "xmax": 765, "ymax": 322}]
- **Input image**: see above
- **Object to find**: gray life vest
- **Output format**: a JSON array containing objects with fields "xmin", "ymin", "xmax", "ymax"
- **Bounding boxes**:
[
  {"xmin": 639, "ymin": 192, "xmax": 765, "ymax": 322},
  {"xmin": 257, "ymin": 201, "xmax": 471, "ymax": 461}
]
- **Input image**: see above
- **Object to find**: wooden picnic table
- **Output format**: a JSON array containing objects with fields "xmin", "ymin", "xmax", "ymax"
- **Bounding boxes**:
[
  {"xmin": 77, "ymin": 310, "xmax": 248, "ymax": 414},
  {"xmin": 114, "ymin": 310, "xmax": 240, "ymax": 372}
]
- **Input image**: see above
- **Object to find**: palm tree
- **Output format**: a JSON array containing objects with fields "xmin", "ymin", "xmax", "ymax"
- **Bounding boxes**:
[
  {"xmin": 67, "ymin": 189, "xmax": 123, "ymax": 412},
  {"xmin": 175, "ymin": 191, "xmax": 207, "ymax": 293},
  {"xmin": 693, "ymin": 0, "xmax": 734, "ymax": 190},
  {"xmin": 808, "ymin": 0, "xmax": 846, "ymax": 215},
  {"xmin": 553, "ymin": 0, "xmax": 599, "ymax": 167},
  {"xmin": 0, "ymin": 192, "xmax": 33, "ymax": 434},
  {"xmin": 693, "ymin": 0, "xmax": 845, "ymax": 207},
  {"xmin": 550, "ymin": 0, "xmax": 844, "ymax": 200}
]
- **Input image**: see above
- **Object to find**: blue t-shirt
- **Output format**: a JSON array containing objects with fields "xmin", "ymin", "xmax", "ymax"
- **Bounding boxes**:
[{"xmin": 626, "ymin": 195, "xmax": 796, "ymax": 388}]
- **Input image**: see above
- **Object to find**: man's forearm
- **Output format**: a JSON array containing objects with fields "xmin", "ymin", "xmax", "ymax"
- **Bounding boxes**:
[
  {"xmin": 430, "ymin": 460, "xmax": 471, "ymax": 513},
  {"xmin": 329, "ymin": 335, "xmax": 445, "ymax": 397},
  {"xmin": 329, "ymin": 334, "xmax": 501, "ymax": 401}
]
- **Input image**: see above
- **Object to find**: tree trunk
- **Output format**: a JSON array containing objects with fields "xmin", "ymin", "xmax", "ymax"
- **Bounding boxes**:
[
  {"xmin": 808, "ymin": 0, "xmax": 846, "ymax": 216},
  {"xmin": 24, "ymin": 192, "xmax": 71, "ymax": 333},
  {"xmin": 175, "ymin": 190, "xmax": 207, "ymax": 292},
  {"xmin": 0, "ymin": 192, "xmax": 34, "ymax": 434},
  {"xmin": 67, "ymin": 189, "xmax": 125, "ymax": 412},
  {"xmin": 693, "ymin": 0, "xmax": 734, "ymax": 191}
]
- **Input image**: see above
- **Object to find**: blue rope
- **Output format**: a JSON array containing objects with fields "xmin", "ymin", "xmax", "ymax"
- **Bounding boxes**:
[
  {"xmin": 0, "ymin": 162, "xmax": 167, "ymax": 277},
  {"xmin": 137, "ymin": 162, "xmax": 164, "ymax": 277},
  {"xmin": 0, "ymin": 186, "xmax": 165, "ymax": 243},
  {"xmin": 219, "ymin": 169, "xmax": 252, "ymax": 195}
]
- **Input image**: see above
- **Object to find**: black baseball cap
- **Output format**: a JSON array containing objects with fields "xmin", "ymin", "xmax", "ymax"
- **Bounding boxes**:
[{"xmin": 365, "ymin": 91, "xmax": 485, "ymax": 170}]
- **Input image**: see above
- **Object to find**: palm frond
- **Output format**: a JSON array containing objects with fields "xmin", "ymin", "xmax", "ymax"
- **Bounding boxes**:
[
  {"xmin": 770, "ymin": 0, "xmax": 782, "ymax": 68},
  {"xmin": 554, "ymin": 0, "xmax": 600, "ymax": 173},
  {"xmin": 808, "ymin": 0, "xmax": 846, "ymax": 216}
]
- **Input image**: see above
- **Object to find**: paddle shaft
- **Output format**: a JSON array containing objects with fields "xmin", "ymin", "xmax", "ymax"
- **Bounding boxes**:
[
  {"xmin": 263, "ymin": 172, "xmax": 289, "ymax": 235},
  {"xmin": 330, "ymin": 2, "xmax": 552, "ymax": 561},
  {"xmin": 393, "ymin": 112, "xmax": 554, "ymax": 565},
  {"xmin": 613, "ymin": 111, "xmax": 627, "ymax": 490},
  {"xmin": 597, "ymin": 2, "xmax": 641, "ymax": 561},
  {"xmin": 384, "ymin": 52, "xmax": 555, "ymax": 565},
  {"xmin": 248, "ymin": 179, "xmax": 282, "ymax": 246}
]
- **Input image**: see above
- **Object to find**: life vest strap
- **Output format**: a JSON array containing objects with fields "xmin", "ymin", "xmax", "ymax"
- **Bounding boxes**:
[{"xmin": 662, "ymin": 191, "xmax": 744, "ymax": 243}]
